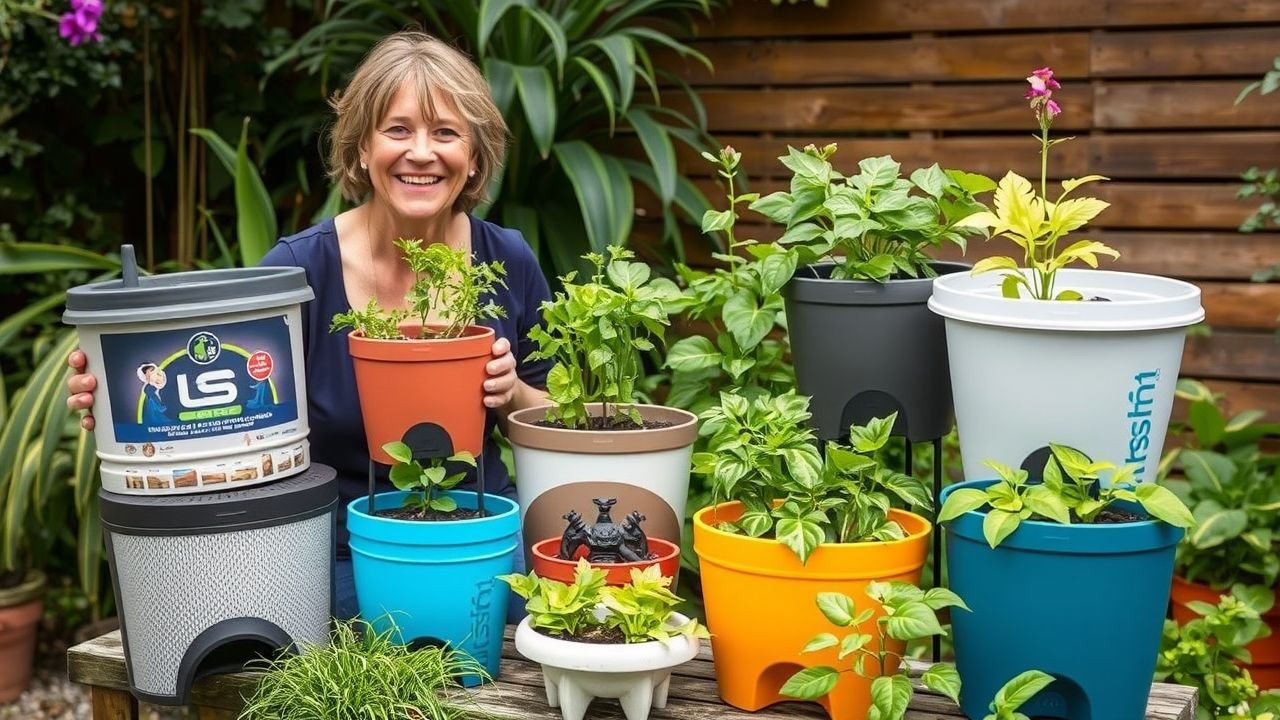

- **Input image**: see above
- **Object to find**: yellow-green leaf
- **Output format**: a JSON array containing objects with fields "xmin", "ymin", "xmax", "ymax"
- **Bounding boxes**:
[
  {"xmin": 1050, "ymin": 198, "xmax": 1111, "ymax": 236},
  {"xmin": 970, "ymin": 256, "xmax": 1020, "ymax": 276},
  {"xmin": 1060, "ymin": 174, "xmax": 1109, "ymax": 195}
]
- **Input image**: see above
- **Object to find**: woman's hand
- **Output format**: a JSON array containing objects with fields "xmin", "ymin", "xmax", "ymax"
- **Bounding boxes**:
[
  {"xmin": 66, "ymin": 349, "xmax": 98, "ymax": 431},
  {"xmin": 484, "ymin": 337, "xmax": 519, "ymax": 409}
]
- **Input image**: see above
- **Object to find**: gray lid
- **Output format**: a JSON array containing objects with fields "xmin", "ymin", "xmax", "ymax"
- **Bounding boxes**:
[
  {"xmin": 100, "ymin": 464, "xmax": 338, "ymax": 534},
  {"xmin": 63, "ymin": 245, "xmax": 313, "ymax": 325},
  {"xmin": 788, "ymin": 260, "xmax": 970, "ymax": 306}
]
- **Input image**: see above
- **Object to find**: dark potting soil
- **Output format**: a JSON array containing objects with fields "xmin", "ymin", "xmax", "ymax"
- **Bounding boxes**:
[
  {"xmin": 1087, "ymin": 296, "xmax": 1112, "ymax": 302},
  {"xmin": 1086, "ymin": 507, "xmax": 1145, "ymax": 524},
  {"xmin": 535, "ymin": 416, "xmax": 674, "ymax": 431},
  {"xmin": 541, "ymin": 625, "xmax": 628, "ymax": 645},
  {"xmin": 375, "ymin": 507, "xmax": 492, "ymax": 522}
]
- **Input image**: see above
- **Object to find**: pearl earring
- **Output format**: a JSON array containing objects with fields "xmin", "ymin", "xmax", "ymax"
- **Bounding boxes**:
[
  {"xmin": 468, "ymin": 169, "xmax": 476, "ymax": 178},
  {"xmin": 360, "ymin": 161, "xmax": 367, "ymax": 170}
]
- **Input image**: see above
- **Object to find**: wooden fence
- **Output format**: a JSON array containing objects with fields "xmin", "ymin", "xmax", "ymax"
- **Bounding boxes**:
[{"xmin": 631, "ymin": 0, "xmax": 1280, "ymax": 421}]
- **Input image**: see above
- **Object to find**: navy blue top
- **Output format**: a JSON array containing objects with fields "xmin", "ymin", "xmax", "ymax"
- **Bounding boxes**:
[{"xmin": 261, "ymin": 215, "xmax": 552, "ymax": 554}]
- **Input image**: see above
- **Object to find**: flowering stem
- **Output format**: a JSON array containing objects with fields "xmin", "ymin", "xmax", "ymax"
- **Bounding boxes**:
[{"xmin": 1038, "ymin": 113, "xmax": 1052, "ymax": 299}]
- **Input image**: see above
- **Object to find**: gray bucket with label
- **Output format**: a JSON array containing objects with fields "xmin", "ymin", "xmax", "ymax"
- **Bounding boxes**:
[{"xmin": 63, "ymin": 246, "xmax": 314, "ymax": 495}]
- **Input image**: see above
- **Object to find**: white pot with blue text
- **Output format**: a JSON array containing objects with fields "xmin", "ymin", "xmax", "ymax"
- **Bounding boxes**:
[{"xmin": 928, "ymin": 268, "xmax": 1204, "ymax": 483}]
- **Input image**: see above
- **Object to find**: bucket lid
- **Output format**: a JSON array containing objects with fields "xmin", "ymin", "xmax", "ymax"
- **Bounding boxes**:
[
  {"xmin": 64, "ymin": 245, "xmax": 313, "ymax": 325},
  {"xmin": 787, "ymin": 261, "xmax": 970, "ymax": 306},
  {"xmin": 100, "ymin": 464, "xmax": 337, "ymax": 534},
  {"xmin": 928, "ymin": 268, "xmax": 1204, "ymax": 331}
]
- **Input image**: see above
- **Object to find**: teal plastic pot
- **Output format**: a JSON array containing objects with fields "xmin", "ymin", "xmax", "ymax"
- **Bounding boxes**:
[
  {"xmin": 941, "ymin": 479, "xmax": 1182, "ymax": 720},
  {"xmin": 347, "ymin": 490, "xmax": 519, "ymax": 685}
]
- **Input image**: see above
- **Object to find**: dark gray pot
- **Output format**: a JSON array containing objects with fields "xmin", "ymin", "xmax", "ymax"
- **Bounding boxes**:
[{"xmin": 784, "ymin": 261, "xmax": 967, "ymax": 442}]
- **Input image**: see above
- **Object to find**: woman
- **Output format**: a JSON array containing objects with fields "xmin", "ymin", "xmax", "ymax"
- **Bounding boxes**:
[{"xmin": 66, "ymin": 31, "xmax": 552, "ymax": 618}]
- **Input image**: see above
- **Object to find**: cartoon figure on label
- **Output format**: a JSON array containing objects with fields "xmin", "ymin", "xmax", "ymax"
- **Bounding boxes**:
[
  {"xmin": 245, "ymin": 379, "xmax": 272, "ymax": 412},
  {"xmin": 137, "ymin": 363, "xmax": 168, "ymax": 425}
]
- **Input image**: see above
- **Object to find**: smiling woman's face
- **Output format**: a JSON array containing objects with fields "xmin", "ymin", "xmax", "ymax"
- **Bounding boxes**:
[{"xmin": 361, "ymin": 82, "xmax": 474, "ymax": 224}]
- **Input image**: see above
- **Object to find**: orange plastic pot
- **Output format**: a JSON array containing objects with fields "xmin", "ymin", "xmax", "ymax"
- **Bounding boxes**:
[
  {"xmin": 348, "ymin": 324, "xmax": 493, "ymax": 464},
  {"xmin": 529, "ymin": 537, "xmax": 681, "ymax": 587},
  {"xmin": 693, "ymin": 502, "xmax": 930, "ymax": 719},
  {"xmin": 0, "ymin": 571, "xmax": 44, "ymax": 703},
  {"xmin": 1171, "ymin": 575, "xmax": 1280, "ymax": 689}
]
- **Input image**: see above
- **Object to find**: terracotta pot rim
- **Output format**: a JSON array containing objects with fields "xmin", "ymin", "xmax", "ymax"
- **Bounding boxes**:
[
  {"xmin": 348, "ymin": 324, "xmax": 494, "ymax": 361},
  {"xmin": 1172, "ymin": 574, "xmax": 1280, "ymax": 620},
  {"xmin": 0, "ymin": 570, "xmax": 44, "ymax": 608},
  {"xmin": 507, "ymin": 403, "xmax": 698, "ymax": 454},
  {"xmin": 530, "ymin": 536, "xmax": 681, "ymax": 566}
]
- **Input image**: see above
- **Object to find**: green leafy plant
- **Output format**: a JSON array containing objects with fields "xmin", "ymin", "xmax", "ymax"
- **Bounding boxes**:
[
  {"xmin": 239, "ymin": 616, "xmax": 485, "ymax": 720},
  {"xmin": 693, "ymin": 391, "xmax": 931, "ymax": 563},
  {"xmin": 525, "ymin": 246, "xmax": 683, "ymax": 429},
  {"xmin": 938, "ymin": 443, "xmax": 1195, "ymax": 549},
  {"xmin": 269, "ymin": 0, "xmax": 719, "ymax": 278},
  {"xmin": 664, "ymin": 145, "xmax": 795, "ymax": 415},
  {"xmin": 1160, "ymin": 380, "xmax": 1280, "ymax": 590},
  {"xmin": 330, "ymin": 238, "xmax": 507, "ymax": 340},
  {"xmin": 381, "ymin": 441, "xmax": 476, "ymax": 516},
  {"xmin": 780, "ymin": 581, "xmax": 967, "ymax": 719},
  {"xmin": 981, "ymin": 670, "xmax": 1059, "ymax": 720},
  {"xmin": 1155, "ymin": 585, "xmax": 1280, "ymax": 720},
  {"xmin": 957, "ymin": 67, "xmax": 1119, "ymax": 300},
  {"xmin": 499, "ymin": 560, "xmax": 708, "ymax": 644},
  {"xmin": 750, "ymin": 144, "xmax": 993, "ymax": 281}
]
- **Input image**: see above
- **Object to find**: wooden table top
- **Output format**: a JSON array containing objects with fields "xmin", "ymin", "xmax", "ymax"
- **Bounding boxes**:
[{"xmin": 68, "ymin": 627, "xmax": 1197, "ymax": 719}]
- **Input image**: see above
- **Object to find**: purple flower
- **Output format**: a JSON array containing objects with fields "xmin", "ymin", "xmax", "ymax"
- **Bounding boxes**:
[
  {"xmin": 1046, "ymin": 99, "xmax": 1062, "ymax": 117},
  {"xmin": 59, "ymin": 0, "xmax": 104, "ymax": 46},
  {"xmin": 1025, "ymin": 66, "xmax": 1063, "ymax": 120}
]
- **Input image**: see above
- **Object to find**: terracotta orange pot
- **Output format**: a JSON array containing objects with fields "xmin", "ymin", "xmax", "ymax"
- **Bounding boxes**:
[
  {"xmin": 348, "ymin": 324, "xmax": 494, "ymax": 464},
  {"xmin": 693, "ymin": 502, "xmax": 930, "ymax": 719},
  {"xmin": 1170, "ymin": 575, "xmax": 1280, "ymax": 689},
  {"xmin": 529, "ymin": 537, "xmax": 681, "ymax": 587},
  {"xmin": 0, "ymin": 571, "xmax": 45, "ymax": 703}
]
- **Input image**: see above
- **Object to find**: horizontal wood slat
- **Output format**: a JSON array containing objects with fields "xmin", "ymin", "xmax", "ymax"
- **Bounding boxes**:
[
  {"xmin": 670, "ymin": 33, "xmax": 1090, "ymax": 86},
  {"xmin": 696, "ymin": 0, "xmax": 1280, "ymax": 39},
  {"xmin": 1096, "ymin": 81, "xmax": 1280, "ymax": 129},
  {"xmin": 1187, "ymin": 380, "xmax": 1280, "ymax": 422},
  {"xmin": 1091, "ymin": 27, "xmax": 1280, "ymax": 77},
  {"xmin": 1183, "ymin": 331, "xmax": 1280, "ymax": 383},
  {"xmin": 1089, "ymin": 133, "xmax": 1280, "ymax": 179}
]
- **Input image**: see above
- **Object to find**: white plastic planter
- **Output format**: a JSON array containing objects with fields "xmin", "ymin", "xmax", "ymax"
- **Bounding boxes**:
[
  {"xmin": 929, "ymin": 269, "xmax": 1203, "ymax": 483},
  {"xmin": 513, "ymin": 613, "xmax": 700, "ymax": 720},
  {"xmin": 507, "ymin": 405, "xmax": 697, "ymax": 571}
]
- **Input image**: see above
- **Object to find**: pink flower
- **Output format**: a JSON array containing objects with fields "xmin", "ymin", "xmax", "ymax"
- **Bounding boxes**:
[
  {"xmin": 1046, "ymin": 99, "xmax": 1062, "ymax": 117},
  {"xmin": 59, "ymin": 0, "xmax": 104, "ymax": 46},
  {"xmin": 1025, "ymin": 66, "xmax": 1063, "ymax": 120}
]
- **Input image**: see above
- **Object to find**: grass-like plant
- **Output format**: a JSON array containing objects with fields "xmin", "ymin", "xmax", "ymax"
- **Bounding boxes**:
[
  {"xmin": 238, "ymin": 617, "xmax": 485, "ymax": 720},
  {"xmin": 330, "ymin": 238, "xmax": 507, "ymax": 340}
]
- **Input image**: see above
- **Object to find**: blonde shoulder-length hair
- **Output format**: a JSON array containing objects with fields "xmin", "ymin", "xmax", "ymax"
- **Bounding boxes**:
[{"xmin": 327, "ymin": 31, "xmax": 507, "ymax": 212}]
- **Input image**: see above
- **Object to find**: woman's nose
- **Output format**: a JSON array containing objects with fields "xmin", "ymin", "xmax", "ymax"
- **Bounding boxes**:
[{"xmin": 406, "ymin": 130, "xmax": 435, "ymax": 161}]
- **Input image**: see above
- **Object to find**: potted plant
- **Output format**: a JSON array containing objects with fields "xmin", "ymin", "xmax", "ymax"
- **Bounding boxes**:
[
  {"xmin": 500, "ymin": 560, "xmax": 709, "ymax": 720},
  {"xmin": 240, "ymin": 617, "xmax": 486, "ymax": 719},
  {"xmin": 331, "ymin": 237, "xmax": 507, "ymax": 463},
  {"xmin": 750, "ymin": 144, "xmax": 993, "ymax": 442},
  {"xmin": 780, "ymin": 580, "xmax": 966, "ymax": 719},
  {"xmin": 528, "ymin": 497, "xmax": 682, "ymax": 587},
  {"xmin": 346, "ymin": 440, "xmax": 519, "ymax": 684},
  {"xmin": 929, "ymin": 67, "xmax": 1204, "ymax": 481},
  {"xmin": 0, "ymin": 569, "xmax": 44, "ymax": 703},
  {"xmin": 937, "ymin": 443, "xmax": 1195, "ymax": 719},
  {"xmin": 690, "ymin": 390, "xmax": 933, "ymax": 717},
  {"xmin": 1156, "ymin": 585, "xmax": 1280, "ymax": 719},
  {"xmin": 1161, "ymin": 379, "xmax": 1280, "ymax": 688},
  {"xmin": 508, "ymin": 247, "xmax": 697, "ymax": 569}
]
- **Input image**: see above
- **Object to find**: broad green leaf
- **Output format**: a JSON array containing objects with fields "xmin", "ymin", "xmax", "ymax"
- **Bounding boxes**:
[
  {"xmin": 816, "ymin": 592, "xmax": 856, "ymax": 627},
  {"xmin": 1049, "ymin": 237, "xmax": 1119, "ymax": 269},
  {"xmin": 1024, "ymin": 484, "xmax": 1071, "ymax": 525},
  {"xmin": 429, "ymin": 494, "xmax": 458, "ymax": 512},
  {"xmin": 483, "ymin": 58, "xmax": 517, "ymax": 118},
  {"xmin": 801, "ymin": 632, "xmax": 839, "ymax": 653},
  {"xmin": 922, "ymin": 587, "xmax": 970, "ymax": 612},
  {"xmin": 382, "ymin": 441, "xmax": 413, "ymax": 464},
  {"xmin": 0, "ymin": 243, "xmax": 119, "ymax": 276},
  {"xmin": 868, "ymin": 674, "xmax": 913, "ymax": 720},
  {"xmin": 1189, "ymin": 507, "xmax": 1248, "ymax": 549},
  {"xmin": 1133, "ymin": 483, "xmax": 1195, "ymax": 528},
  {"xmin": 1225, "ymin": 409, "xmax": 1265, "ymax": 434},
  {"xmin": 780, "ymin": 666, "xmax": 839, "ymax": 700},
  {"xmin": 571, "ymin": 56, "xmax": 617, "ymax": 133},
  {"xmin": 921, "ymin": 663, "xmax": 962, "ymax": 705},
  {"xmin": 589, "ymin": 35, "xmax": 636, "ymax": 111},
  {"xmin": 910, "ymin": 164, "xmax": 949, "ymax": 198},
  {"xmin": 970, "ymin": 256, "xmax": 1020, "ymax": 276},
  {"xmin": 1181, "ymin": 449, "xmax": 1235, "ymax": 495},
  {"xmin": 513, "ymin": 64, "xmax": 557, "ymax": 158},
  {"xmin": 993, "ymin": 669, "xmax": 1056, "ymax": 710},
  {"xmin": 839, "ymin": 632, "xmax": 871, "ymax": 659},
  {"xmin": 777, "ymin": 514, "xmax": 825, "ymax": 563},
  {"xmin": 233, "ymin": 119, "xmax": 276, "ymax": 266},
  {"xmin": 553, "ymin": 141, "xmax": 624, "ymax": 253},
  {"xmin": 666, "ymin": 336, "xmax": 721, "ymax": 372},
  {"xmin": 983, "ymin": 508, "xmax": 1022, "ymax": 549},
  {"xmin": 884, "ymin": 600, "xmax": 944, "ymax": 641},
  {"xmin": 519, "ymin": 6, "xmax": 568, "ymax": 83},
  {"xmin": 1060, "ymin": 175, "xmax": 1108, "ymax": 194},
  {"xmin": 477, "ymin": 0, "xmax": 526, "ymax": 52},
  {"xmin": 938, "ymin": 488, "xmax": 989, "ymax": 523},
  {"xmin": 1187, "ymin": 401, "xmax": 1227, "ymax": 448},
  {"xmin": 723, "ymin": 290, "xmax": 774, "ymax": 349}
]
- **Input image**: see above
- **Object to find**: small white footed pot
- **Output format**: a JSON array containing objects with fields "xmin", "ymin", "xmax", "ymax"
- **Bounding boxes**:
[{"xmin": 513, "ymin": 614, "xmax": 700, "ymax": 720}]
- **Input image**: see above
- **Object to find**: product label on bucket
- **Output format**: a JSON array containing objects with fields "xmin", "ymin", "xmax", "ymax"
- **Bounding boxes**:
[{"xmin": 100, "ymin": 316, "xmax": 300, "ymax": 445}]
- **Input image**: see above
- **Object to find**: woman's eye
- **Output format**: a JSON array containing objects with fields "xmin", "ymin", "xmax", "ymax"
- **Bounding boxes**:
[
  {"xmin": 383, "ymin": 125, "xmax": 410, "ymax": 137},
  {"xmin": 436, "ymin": 128, "xmax": 460, "ymax": 139}
]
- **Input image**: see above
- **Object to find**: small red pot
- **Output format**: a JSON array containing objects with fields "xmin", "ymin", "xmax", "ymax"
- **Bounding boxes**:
[
  {"xmin": 1170, "ymin": 575, "xmax": 1280, "ymax": 689},
  {"xmin": 529, "ymin": 537, "xmax": 681, "ymax": 587}
]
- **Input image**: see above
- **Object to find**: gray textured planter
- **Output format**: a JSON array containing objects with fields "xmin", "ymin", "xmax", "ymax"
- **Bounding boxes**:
[{"xmin": 784, "ymin": 261, "xmax": 966, "ymax": 442}]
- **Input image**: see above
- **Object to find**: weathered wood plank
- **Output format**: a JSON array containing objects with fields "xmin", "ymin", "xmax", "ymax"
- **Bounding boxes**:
[
  {"xmin": 1097, "ymin": 81, "xmax": 1280, "ymax": 129},
  {"xmin": 1091, "ymin": 27, "xmax": 1280, "ymax": 77},
  {"xmin": 1089, "ymin": 132, "xmax": 1280, "ymax": 179},
  {"xmin": 91, "ymin": 687, "xmax": 138, "ymax": 720},
  {"xmin": 1202, "ymin": 282, "xmax": 1280, "ymax": 330},
  {"xmin": 1105, "ymin": 0, "xmax": 1280, "ymax": 26},
  {"xmin": 674, "ymin": 85, "xmax": 1094, "ymax": 133},
  {"xmin": 667, "ymin": 33, "xmax": 1089, "ymax": 85},
  {"xmin": 68, "ymin": 628, "xmax": 1197, "ymax": 720},
  {"xmin": 1182, "ymin": 331, "xmax": 1280, "ymax": 382},
  {"xmin": 1183, "ymin": 380, "xmax": 1280, "ymax": 422}
]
